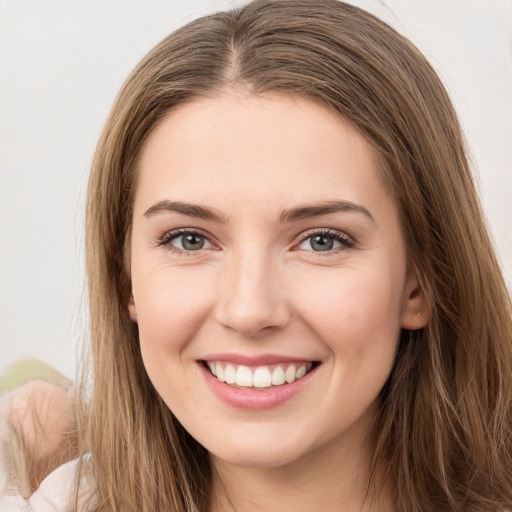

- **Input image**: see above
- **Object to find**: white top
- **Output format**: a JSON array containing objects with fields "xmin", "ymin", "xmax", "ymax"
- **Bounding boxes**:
[
  {"xmin": 0, "ymin": 393, "xmax": 95, "ymax": 512},
  {"xmin": 0, "ymin": 459, "xmax": 93, "ymax": 512}
]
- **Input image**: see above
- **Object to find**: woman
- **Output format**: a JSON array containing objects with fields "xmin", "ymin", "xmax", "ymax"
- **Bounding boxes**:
[{"xmin": 2, "ymin": 0, "xmax": 512, "ymax": 510}]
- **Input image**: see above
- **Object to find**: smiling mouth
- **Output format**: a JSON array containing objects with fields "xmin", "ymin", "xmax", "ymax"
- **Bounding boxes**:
[{"xmin": 202, "ymin": 360, "xmax": 319, "ymax": 389}]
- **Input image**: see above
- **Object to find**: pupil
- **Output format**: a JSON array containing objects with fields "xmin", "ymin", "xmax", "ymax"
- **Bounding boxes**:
[
  {"xmin": 311, "ymin": 235, "xmax": 333, "ymax": 251},
  {"xmin": 183, "ymin": 234, "xmax": 204, "ymax": 250}
]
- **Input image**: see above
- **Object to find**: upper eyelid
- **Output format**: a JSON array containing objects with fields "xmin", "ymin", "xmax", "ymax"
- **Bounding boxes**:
[{"xmin": 295, "ymin": 227, "xmax": 353, "ymax": 242}]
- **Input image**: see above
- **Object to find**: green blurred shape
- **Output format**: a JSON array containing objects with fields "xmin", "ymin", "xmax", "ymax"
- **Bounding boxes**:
[{"xmin": 0, "ymin": 357, "xmax": 69, "ymax": 394}]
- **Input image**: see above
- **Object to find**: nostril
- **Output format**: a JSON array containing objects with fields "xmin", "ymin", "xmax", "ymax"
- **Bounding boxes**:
[
  {"xmin": 215, "ymin": 301, "xmax": 291, "ymax": 336},
  {"xmin": 214, "ymin": 266, "xmax": 290, "ymax": 335}
]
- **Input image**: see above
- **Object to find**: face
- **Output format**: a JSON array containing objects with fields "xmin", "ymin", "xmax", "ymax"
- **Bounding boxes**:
[{"xmin": 129, "ymin": 93, "xmax": 427, "ymax": 469}]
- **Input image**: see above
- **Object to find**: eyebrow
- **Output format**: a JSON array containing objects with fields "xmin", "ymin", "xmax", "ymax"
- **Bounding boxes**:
[
  {"xmin": 279, "ymin": 200, "xmax": 375, "ymax": 223},
  {"xmin": 144, "ymin": 200, "xmax": 228, "ymax": 223},
  {"xmin": 143, "ymin": 199, "xmax": 374, "ymax": 224}
]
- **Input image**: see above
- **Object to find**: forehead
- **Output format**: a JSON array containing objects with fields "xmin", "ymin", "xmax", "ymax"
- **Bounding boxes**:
[{"xmin": 134, "ymin": 93, "xmax": 392, "ymax": 219}]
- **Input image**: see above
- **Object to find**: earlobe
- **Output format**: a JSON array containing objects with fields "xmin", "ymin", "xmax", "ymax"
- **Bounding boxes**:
[
  {"xmin": 128, "ymin": 294, "xmax": 138, "ymax": 323},
  {"xmin": 400, "ymin": 271, "xmax": 430, "ymax": 330}
]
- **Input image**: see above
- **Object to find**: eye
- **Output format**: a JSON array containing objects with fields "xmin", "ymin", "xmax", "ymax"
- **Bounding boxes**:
[
  {"xmin": 157, "ymin": 229, "xmax": 213, "ymax": 252},
  {"xmin": 296, "ymin": 229, "xmax": 353, "ymax": 252}
]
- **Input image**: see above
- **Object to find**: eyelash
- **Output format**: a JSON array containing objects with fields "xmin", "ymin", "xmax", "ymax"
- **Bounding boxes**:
[
  {"xmin": 156, "ymin": 228, "xmax": 215, "ymax": 255},
  {"xmin": 156, "ymin": 228, "xmax": 354, "ymax": 256},
  {"xmin": 295, "ymin": 228, "xmax": 355, "ymax": 254}
]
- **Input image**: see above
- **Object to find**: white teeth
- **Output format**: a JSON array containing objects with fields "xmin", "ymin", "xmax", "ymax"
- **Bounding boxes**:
[
  {"xmin": 296, "ymin": 365, "xmax": 307, "ymax": 379},
  {"xmin": 224, "ymin": 364, "xmax": 236, "ymax": 384},
  {"xmin": 216, "ymin": 363, "xmax": 226, "ymax": 382},
  {"xmin": 236, "ymin": 365, "xmax": 253, "ymax": 387},
  {"xmin": 253, "ymin": 367, "xmax": 272, "ymax": 388},
  {"xmin": 285, "ymin": 364, "xmax": 296, "ymax": 383},
  {"xmin": 271, "ymin": 365, "xmax": 286, "ymax": 385},
  {"xmin": 206, "ymin": 361, "xmax": 315, "ymax": 388}
]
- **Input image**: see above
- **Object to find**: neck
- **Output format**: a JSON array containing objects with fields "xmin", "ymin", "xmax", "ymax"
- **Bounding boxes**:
[{"xmin": 209, "ymin": 420, "xmax": 391, "ymax": 512}]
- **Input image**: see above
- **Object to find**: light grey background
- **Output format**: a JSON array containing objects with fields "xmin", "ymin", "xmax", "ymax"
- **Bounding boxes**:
[{"xmin": 1, "ymin": 0, "xmax": 511, "ymax": 379}]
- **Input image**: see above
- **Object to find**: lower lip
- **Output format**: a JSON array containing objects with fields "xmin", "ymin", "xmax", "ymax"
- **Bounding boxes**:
[{"xmin": 199, "ymin": 362, "xmax": 318, "ymax": 410}]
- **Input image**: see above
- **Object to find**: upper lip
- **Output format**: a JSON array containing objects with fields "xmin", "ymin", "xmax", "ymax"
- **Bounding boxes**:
[{"xmin": 200, "ymin": 353, "xmax": 318, "ymax": 366}]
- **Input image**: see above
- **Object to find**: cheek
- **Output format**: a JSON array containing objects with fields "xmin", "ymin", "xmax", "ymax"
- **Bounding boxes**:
[
  {"xmin": 292, "ymin": 266, "xmax": 404, "ymax": 359},
  {"xmin": 131, "ymin": 261, "xmax": 215, "ymax": 371}
]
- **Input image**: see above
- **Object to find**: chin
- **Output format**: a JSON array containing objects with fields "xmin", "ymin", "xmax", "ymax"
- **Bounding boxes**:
[
  {"xmin": 201, "ymin": 422, "xmax": 325, "ymax": 470},
  {"xmin": 210, "ymin": 442, "xmax": 309, "ymax": 469}
]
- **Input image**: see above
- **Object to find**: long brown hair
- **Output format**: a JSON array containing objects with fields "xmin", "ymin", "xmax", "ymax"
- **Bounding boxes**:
[{"xmin": 80, "ymin": 1, "xmax": 512, "ymax": 510}]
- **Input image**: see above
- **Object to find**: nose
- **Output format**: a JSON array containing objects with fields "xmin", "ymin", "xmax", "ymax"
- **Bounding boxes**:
[{"xmin": 215, "ymin": 249, "xmax": 291, "ymax": 337}]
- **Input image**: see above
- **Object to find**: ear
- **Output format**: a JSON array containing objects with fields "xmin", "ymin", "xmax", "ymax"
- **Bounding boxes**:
[
  {"xmin": 400, "ymin": 270, "xmax": 430, "ymax": 330},
  {"xmin": 128, "ymin": 294, "xmax": 138, "ymax": 323}
]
